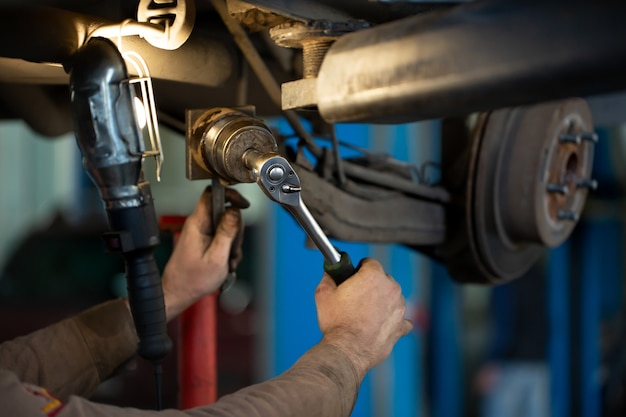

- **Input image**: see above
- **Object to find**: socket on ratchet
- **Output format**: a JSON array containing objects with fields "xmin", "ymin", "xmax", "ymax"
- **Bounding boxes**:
[{"xmin": 186, "ymin": 107, "xmax": 355, "ymax": 285}]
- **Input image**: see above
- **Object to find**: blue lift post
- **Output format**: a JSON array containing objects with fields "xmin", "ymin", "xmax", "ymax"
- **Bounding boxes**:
[
  {"xmin": 576, "ymin": 127, "xmax": 623, "ymax": 417},
  {"xmin": 548, "ymin": 240, "xmax": 572, "ymax": 417},
  {"xmin": 578, "ymin": 215, "xmax": 622, "ymax": 417},
  {"xmin": 264, "ymin": 121, "xmax": 430, "ymax": 416},
  {"xmin": 579, "ymin": 220, "xmax": 603, "ymax": 417},
  {"xmin": 547, "ymin": 126, "xmax": 626, "ymax": 417},
  {"xmin": 549, "ymin": 218, "xmax": 621, "ymax": 417},
  {"xmin": 429, "ymin": 261, "xmax": 463, "ymax": 417}
]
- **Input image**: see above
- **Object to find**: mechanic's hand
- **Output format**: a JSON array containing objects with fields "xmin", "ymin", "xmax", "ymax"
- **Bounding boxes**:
[
  {"xmin": 161, "ymin": 186, "xmax": 249, "ymax": 321},
  {"xmin": 315, "ymin": 258, "xmax": 413, "ymax": 380}
]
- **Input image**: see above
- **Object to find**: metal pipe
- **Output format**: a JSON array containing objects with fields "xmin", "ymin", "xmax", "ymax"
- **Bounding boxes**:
[
  {"xmin": 317, "ymin": 1, "xmax": 626, "ymax": 123},
  {"xmin": 0, "ymin": 7, "xmax": 234, "ymax": 87}
]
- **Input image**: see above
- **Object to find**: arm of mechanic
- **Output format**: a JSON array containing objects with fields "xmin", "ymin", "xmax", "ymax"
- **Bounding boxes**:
[
  {"xmin": 0, "ymin": 343, "xmax": 356, "ymax": 417},
  {"xmin": 0, "ymin": 298, "xmax": 137, "ymax": 402},
  {"xmin": 0, "ymin": 187, "xmax": 247, "ymax": 402},
  {"xmin": 2, "ymin": 259, "xmax": 411, "ymax": 417}
]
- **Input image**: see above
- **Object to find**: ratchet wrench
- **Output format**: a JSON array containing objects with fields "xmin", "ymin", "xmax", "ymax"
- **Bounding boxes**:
[{"xmin": 244, "ymin": 149, "xmax": 356, "ymax": 285}]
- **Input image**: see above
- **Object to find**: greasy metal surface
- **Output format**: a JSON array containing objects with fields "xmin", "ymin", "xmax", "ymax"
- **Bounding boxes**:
[
  {"xmin": 228, "ymin": 0, "xmax": 454, "ymax": 26},
  {"xmin": 281, "ymin": 78, "xmax": 317, "ymax": 110},
  {"xmin": 316, "ymin": 1, "xmax": 626, "ymax": 123},
  {"xmin": 270, "ymin": 18, "xmax": 370, "ymax": 107},
  {"xmin": 270, "ymin": 21, "xmax": 368, "ymax": 79},
  {"xmin": 296, "ymin": 165, "xmax": 446, "ymax": 245},
  {"xmin": 227, "ymin": 0, "xmax": 354, "ymax": 26},
  {"xmin": 468, "ymin": 99, "xmax": 594, "ymax": 282},
  {"xmin": 270, "ymin": 20, "xmax": 364, "ymax": 48},
  {"xmin": 185, "ymin": 108, "xmax": 277, "ymax": 183},
  {"xmin": 186, "ymin": 109, "xmax": 215, "ymax": 181}
]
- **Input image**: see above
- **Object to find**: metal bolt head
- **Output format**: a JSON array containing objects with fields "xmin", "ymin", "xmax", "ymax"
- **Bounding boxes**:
[{"xmin": 268, "ymin": 166, "xmax": 285, "ymax": 181}]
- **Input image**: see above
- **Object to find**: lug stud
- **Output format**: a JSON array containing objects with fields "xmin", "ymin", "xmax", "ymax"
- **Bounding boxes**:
[
  {"xmin": 559, "ymin": 133, "xmax": 581, "ymax": 145},
  {"xmin": 557, "ymin": 210, "xmax": 579, "ymax": 222},
  {"xmin": 547, "ymin": 183, "xmax": 569, "ymax": 195},
  {"xmin": 577, "ymin": 178, "xmax": 598, "ymax": 190},
  {"xmin": 578, "ymin": 131, "xmax": 599, "ymax": 144}
]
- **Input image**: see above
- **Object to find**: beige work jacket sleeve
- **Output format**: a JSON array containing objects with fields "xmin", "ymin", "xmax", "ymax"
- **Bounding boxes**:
[
  {"xmin": 1, "ymin": 298, "xmax": 361, "ymax": 416},
  {"xmin": 2, "ymin": 342, "xmax": 360, "ymax": 417},
  {"xmin": 0, "ymin": 299, "xmax": 138, "ymax": 401}
]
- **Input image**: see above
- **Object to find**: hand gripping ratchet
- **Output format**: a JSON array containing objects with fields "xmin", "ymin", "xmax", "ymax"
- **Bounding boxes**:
[{"xmin": 244, "ymin": 149, "xmax": 356, "ymax": 285}]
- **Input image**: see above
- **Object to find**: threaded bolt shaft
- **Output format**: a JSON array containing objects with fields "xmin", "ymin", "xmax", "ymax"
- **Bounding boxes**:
[{"xmin": 302, "ymin": 40, "xmax": 334, "ymax": 78}]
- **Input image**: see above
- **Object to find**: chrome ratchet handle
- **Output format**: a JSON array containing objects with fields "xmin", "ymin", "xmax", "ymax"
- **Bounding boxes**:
[
  {"xmin": 245, "ymin": 150, "xmax": 355, "ymax": 284},
  {"xmin": 284, "ymin": 199, "xmax": 342, "ymax": 264}
]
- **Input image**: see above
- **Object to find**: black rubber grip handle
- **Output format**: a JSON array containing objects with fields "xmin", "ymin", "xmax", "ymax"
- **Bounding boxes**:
[
  {"xmin": 323, "ymin": 251, "xmax": 356, "ymax": 285},
  {"xmin": 125, "ymin": 251, "xmax": 173, "ymax": 362}
]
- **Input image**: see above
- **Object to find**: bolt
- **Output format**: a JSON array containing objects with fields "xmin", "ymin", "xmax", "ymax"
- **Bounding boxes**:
[
  {"xmin": 557, "ymin": 210, "xmax": 579, "ymax": 222},
  {"xmin": 546, "ymin": 183, "xmax": 569, "ymax": 195},
  {"xmin": 577, "ymin": 178, "xmax": 598, "ymax": 190},
  {"xmin": 268, "ymin": 166, "xmax": 285, "ymax": 181},
  {"xmin": 281, "ymin": 184, "xmax": 302, "ymax": 193},
  {"xmin": 302, "ymin": 39, "xmax": 334, "ymax": 78},
  {"xmin": 270, "ymin": 20, "xmax": 370, "ymax": 79},
  {"xmin": 579, "ymin": 131, "xmax": 599, "ymax": 144},
  {"xmin": 559, "ymin": 133, "xmax": 581, "ymax": 145}
]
